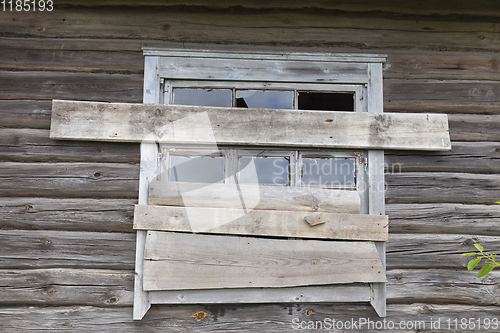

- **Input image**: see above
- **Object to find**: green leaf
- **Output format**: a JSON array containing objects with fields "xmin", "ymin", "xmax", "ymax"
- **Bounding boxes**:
[
  {"xmin": 477, "ymin": 264, "xmax": 495, "ymax": 278},
  {"xmin": 468, "ymin": 258, "xmax": 481, "ymax": 272},
  {"xmin": 462, "ymin": 252, "xmax": 477, "ymax": 256},
  {"xmin": 474, "ymin": 243, "xmax": 484, "ymax": 252}
]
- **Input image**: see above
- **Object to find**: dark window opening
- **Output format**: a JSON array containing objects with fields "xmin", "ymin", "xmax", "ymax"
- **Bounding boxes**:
[{"xmin": 298, "ymin": 92, "xmax": 354, "ymax": 111}]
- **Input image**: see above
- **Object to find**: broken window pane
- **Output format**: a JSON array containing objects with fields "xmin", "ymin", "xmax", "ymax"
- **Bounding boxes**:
[
  {"xmin": 170, "ymin": 156, "xmax": 224, "ymax": 183},
  {"xmin": 173, "ymin": 88, "xmax": 232, "ymax": 107},
  {"xmin": 238, "ymin": 156, "xmax": 289, "ymax": 185},
  {"xmin": 298, "ymin": 92, "xmax": 354, "ymax": 111},
  {"xmin": 301, "ymin": 157, "xmax": 355, "ymax": 187},
  {"xmin": 236, "ymin": 90, "xmax": 293, "ymax": 109}
]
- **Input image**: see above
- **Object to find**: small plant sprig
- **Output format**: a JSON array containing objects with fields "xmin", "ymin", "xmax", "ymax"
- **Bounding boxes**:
[
  {"xmin": 462, "ymin": 243, "xmax": 500, "ymax": 278},
  {"xmin": 461, "ymin": 201, "xmax": 500, "ymax": 278}
]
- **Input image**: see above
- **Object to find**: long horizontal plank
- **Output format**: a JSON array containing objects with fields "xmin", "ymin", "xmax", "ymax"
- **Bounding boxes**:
[
  {"xmin": 2, "ymin": 267, "xmax": 498, "ymax": 308},
  {"xmin": 48, "ymin": 1, "xmax": 500, "ymax": 17},
  {"xmin": 0, "ymin": 230, "xmax": 135, "ymax": 269},
  {"xmin": 384, "ymin": 79, "xmax": 500, "ymax": 114},
  {"xmin": 1, "ymin": 304, "xmax": 499, "ymax": 332},
  {"xmin": 386, "ymin": 142, "xmax": 500, "ymax": 173},
  {"xmin": 0, "ymin": 268, "xmax": 133, "ymax": 306},
  {"xmin": 2, "ymin": 9, "xmax": 499, "ymax": 51},
  {"xmin": 0, "ymin": 100, "xmax": 53, "ymax": 129},
  {"xmin": 149, "ymin": 181, "xmax": 360, "ymax": 213},
  {"xmin": 3, "ymin": 38, "xmax": 500, "ymax": 81},
  {"xmin": 387, "ymin": 203, "xmax": 500, "ymax": 236},
  {"xmin": 2, "ymin": 229, "xmax": 496, "ymax": 270},
  {"xmin": 386, "ymin": 172, "xmax": 500, "ymax": 204},
  {"xmin": 151, "ymin": 285, "xmax": 371, "ymax": 305},
  {"xmin": 449, "ymin": 114, "xmax": 500, "ymax": 141},
  {"xmin": 387, "ymin": 234, "xmax": 500, "ymax": 269},
  {"xmin": 50, "ymin": 100, "xmax": 451, "ymax": 151},
  {"xmin": 134, "ymin": 205, "xmax": 388, "ymax": 241},
  {"xmin": 0, "ymin": 71, "xmax": 142, "ymax": 102},
  {"xmin": 0, "ymin": 128, "xmax": 139, "ymax": 163},
  {"xmin": 143, "ymin": 231, "xmax": 385, "ymax": 291},
  {"xmin": 0, "ymin": 198, "xmax": 136, "ymax": 232},
  {"xmin": 0, "ymin": 162, "xmax": 139, "ymax": 198}
]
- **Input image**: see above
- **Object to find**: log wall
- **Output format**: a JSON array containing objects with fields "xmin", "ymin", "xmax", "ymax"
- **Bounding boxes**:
[{"xmin": 1, "ymin": 1, "xmax": 499, "ymax": 331}]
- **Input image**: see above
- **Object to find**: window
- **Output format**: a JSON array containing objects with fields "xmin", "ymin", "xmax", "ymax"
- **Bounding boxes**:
[{"xmin": 134, "ymin": 48, "xmax": 389, "ymax": 320}]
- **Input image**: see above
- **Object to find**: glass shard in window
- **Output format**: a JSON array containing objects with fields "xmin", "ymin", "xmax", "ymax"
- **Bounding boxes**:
[
  {"xmin": 238, "ymin": 156, "xmax": 289, "ymax": 185},
  {"xmin": 236, "ymin": 90, "xmax": 293, "ymax": 109},
  {"xmin": 301, "ymin": 158, "xmax": 355, "ymax": 187},
  {"xmin": 173, "ymin": 88, "xmax": 232, "ymax": 107},
  {"xmin": 298, "ymin": 92, "xmax": 354, "ymax": 111},
  {"xmin": 170, "ymin": 156, "xmax": 224, "ymax": 183}
]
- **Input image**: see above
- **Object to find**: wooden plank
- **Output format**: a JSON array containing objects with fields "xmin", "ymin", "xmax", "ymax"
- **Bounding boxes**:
[
  {"xmin": 0, "ymin": 198, "xmax": 135, "ymax": 232},
  {"xmin": 143, "ymin": 231, "xmax": 386, "ymax": 291},
  {"xmin": 158, "ymin": 56, "xmax": 369, "ymax": 83},
  {"xmin": 134, "ymin": 55, "xmax": 160, "ymax": 320},
  {"xmin": 0, "ymin": 268, "xmax": 133, "ymax": 306},
  {"xmin": 0, "ymin": 230, "xmax": 135, "ymax": 269},
  {"xmin": 133, "ymin": 205, "xmax": 388, "ymax": 241},
  {"xmin": 50, "ymin": 100, "xmax": 451, "ymax": 151},
  {"xmin": 2, "ymin": 267, "xmax": 499, "ymax": 308},
  {"xmin": 151, "ymin": 285, "xmax": 371, "ymax": 305},
  {"xmin": 0, "ymin": 162, "xmax": 139, "ymax": 198},
  {"xmin": 0, "ymin": 100, "xmax": 52, "ymax": 129},
  {"xmin": 149, "ymin": 181, "xmax": 361, "ymax": 214},
  {"xmin": 384, "ymin": 79, "xmax": 500, "ymax": 114},
  {"xmin": 0, "ymin": 128, "xmax": 139, "ymax": 163},
  {"xmin": 50, "ymin": 1, "xmax": 500, "ymax": 17},
  {"xmin": 386, "ymin": 172, "xmax": 500, "ymax": 204},
  {"xmin": 386, "ymin": 142, "xmax": 500, "ymax": 173},
  {"xmin": 0, "ymin": 71, "xmax": 142, "ymax": 102},
  {"xmin": 2, "ymin": 9, "xmax": 499, "ymax": 51},
  {"xmin": 387, "ymin": 203, "xmax": 500, "ymax": 236},
  {"xmin": 1, "ymin": 304, "xmax": 500, "ymax": 332},
  {"xmin": 387, "ymin": 234, "xmax": 500, "ymax": 269},
  {"xmin": 449, "ymin": 114, "xmax": 500, "ymax": 141}
]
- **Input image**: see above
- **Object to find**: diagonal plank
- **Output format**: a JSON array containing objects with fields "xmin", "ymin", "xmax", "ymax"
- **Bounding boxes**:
[
  {"xmin": 50, "ymin": 100, "xmax": 451, "ymax": 151},
  {"xmin": 148, "ymin": 181, "xmax": 361, "ymax": 214},
  {"xmin": 133, "ymin": 205, "xmax": 388, "ymax": 241},
  {"xmin": 142, "ymin": 231, "xmax": 386, "ymax": 291}
]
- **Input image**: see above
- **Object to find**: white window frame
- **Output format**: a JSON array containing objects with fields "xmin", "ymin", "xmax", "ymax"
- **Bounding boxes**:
[{"xmin": 134, "ymin": 49, "xmax": 386, "ymax": 320}]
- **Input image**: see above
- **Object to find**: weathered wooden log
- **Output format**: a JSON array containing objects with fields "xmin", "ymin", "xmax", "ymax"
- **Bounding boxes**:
[
  {"xmin": 0, "ymin": 128, "xmax": 139, "ymax": 163},
  {"xmin": 0, "ymin": 198, "xmax": 136, "ymax": 232}
]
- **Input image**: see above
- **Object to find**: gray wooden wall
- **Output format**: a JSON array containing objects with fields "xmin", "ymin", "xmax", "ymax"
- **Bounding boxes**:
[{"xmin": 1, "ymin": 1, "xmax": 499, "ymax": 331}]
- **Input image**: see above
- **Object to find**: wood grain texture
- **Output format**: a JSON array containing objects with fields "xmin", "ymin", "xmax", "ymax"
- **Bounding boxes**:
[
  {"xmin": 143, "ymin": 231, "xmax": 386, "ymax": 290},
  {"xmin": 0, "ymin": 230, "xmax": 135, "ymax": 269},
  {"xmin": 0, "ymin": 269, "xmax": 133, "ymax": 306},
  {"xmin": 0, "ymin": 128, "xmax": 139, "ymax": 163},
  {"xmin": 0, "ymin": 162, "xmax": 139, "ymax": 198},
  {"xmin": 1, "ymin": 303, "xmax": 499, "ymax": 332},
  {"xmin": 387, "ymin": 234, "xmax": 500, "ymax": 269},
  {"xmin": 133, "ymin": 205, "xmax": 388, "ymax": 241},
  {"xmin": 384, "ymin": 79, "xmax": 500, "ymax": 114},
  {"xmin": 50, "ymin": 100, "xmax": 451, "ymax": 151},
  {"xmin": 0, "ymin": 198, "xmax": 135, "ymax": 232},
  {"xmin": 49, "ymin": 0, "xmax": 500, "ymax": 17},
  {"xmin": 387, "ymin": 203, "xmax": 500, "ymax": 236},
  {"xmin": 449, "ymin": 114, "xmax": 500, "ymax": 141},
  {"xmin": 1, "ymin": 267, "xmax": 498, "ymax": 307},
  {"xmin": 386, "ymin": 172, "xmax": 500, "ymax": 204},
  {"xmin": 1, "ymin": 9, "xmax": 499, "ymax": 51},
  {"xmin": 386, "ymin": 142, "xmax": 500, "ymax": 173},
  {"xmin": 149, "ymin": 181, "xmax": 361, "ymax": 214},
  {"xmin": 0, "ymin": 71, "xmax": 142, "ymax": 102},
  {"xmin": 0, "ymin": 100, "xmax": 53, "ymax": 129},
  {"xmin": 2, "ymin": 38, "xmax": 500, "ymax": 81}
]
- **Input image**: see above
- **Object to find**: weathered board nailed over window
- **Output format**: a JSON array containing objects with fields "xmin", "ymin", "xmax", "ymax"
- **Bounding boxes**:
[{"xmin": 49, "ymin": 48, "xmax": 451, "ymax": 320}]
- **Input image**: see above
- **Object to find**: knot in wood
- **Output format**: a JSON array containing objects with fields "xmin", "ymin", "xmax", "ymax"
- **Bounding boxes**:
[{"xmin": 192, "ymin": 311, "xmax": 207, "ymax": 321}]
